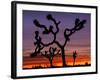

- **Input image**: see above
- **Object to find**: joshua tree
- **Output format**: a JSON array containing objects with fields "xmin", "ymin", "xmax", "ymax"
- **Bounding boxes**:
[
  {"xmin": 41, "ymin": 47, "xmax": 60, "ymax": 67},
  {"xmin": 73, "ymin": 51, "xmax": 77, "ymax": 66},
  {"xmin": 31, "ymin": 14, "xmax": 86, "ymax": 67}
]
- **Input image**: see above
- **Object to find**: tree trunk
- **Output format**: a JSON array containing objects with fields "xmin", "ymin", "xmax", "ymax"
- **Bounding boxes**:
[
  {"xmin": 61, "ymin": 47, "xmax": 66, "ymax": 67},
  {"xmin": 50, "ymin": 60, "xmax": 53, "ymax": 67},
  {"xmin": 73, "ymin": 59, "xmax": 75, "ymax": 66}
]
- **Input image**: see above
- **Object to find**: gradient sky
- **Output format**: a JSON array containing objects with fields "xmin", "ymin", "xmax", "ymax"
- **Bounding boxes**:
[{"xmin": 23, "ymin": 10, "xmax": 91, "ymax": 57}]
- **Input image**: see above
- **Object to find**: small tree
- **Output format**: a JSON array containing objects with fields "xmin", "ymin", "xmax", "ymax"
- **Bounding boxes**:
[
  {"xmin": 31, "ymin": 14, "xmax": 86, "ymax": 67},
  {"xmin": 73, "ymin": 51, "xmax": 77, "ymax": 66},
  {"xmin": 41, "ymin": 47, "xmax": 60, "ymax": 67}
]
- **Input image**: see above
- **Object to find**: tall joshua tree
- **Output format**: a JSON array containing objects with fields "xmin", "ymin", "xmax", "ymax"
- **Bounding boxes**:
[
  {"xmin": 31, "ymin": 14, "xmax": 86, "ymax": 67},
  {"xmin": 41, "ymin": 47, "xmax": 60, "ymax": 67}
]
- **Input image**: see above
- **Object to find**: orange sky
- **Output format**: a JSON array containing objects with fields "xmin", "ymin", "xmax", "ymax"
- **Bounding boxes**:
[{"xmin": 23, "ymin": 54, "xmax": 90, "ymax": 69}]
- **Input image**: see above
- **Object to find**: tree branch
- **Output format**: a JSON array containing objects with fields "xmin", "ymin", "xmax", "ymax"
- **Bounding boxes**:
[
  {"xmin": 34, "ymin": 19, "xmax": 50, "ymax": 34},
  {"xmin": 47, "ymin": 14, "xmax": 60, "ymax": 34},
  {"xmin": 63, "ymin": 18, "xmax": 86, "ymax": 47}
]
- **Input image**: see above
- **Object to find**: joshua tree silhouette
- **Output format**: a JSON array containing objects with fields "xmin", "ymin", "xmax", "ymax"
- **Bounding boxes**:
[
  {"xmin": 31, "ymin": 14, "xmax": 86, "ymax": 67},
  {"xmin": 73, "ymin": 51, "xmax": 77, "ymax": 66},
  {"xmin": 41, "ymin": 47, "xmax": 60, "ymax": 67}
]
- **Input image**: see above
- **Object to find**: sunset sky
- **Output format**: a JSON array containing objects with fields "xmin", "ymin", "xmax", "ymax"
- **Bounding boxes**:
[{"xmin": 23, "ymin": 10, "xmax": 91, "ymax": 68}]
